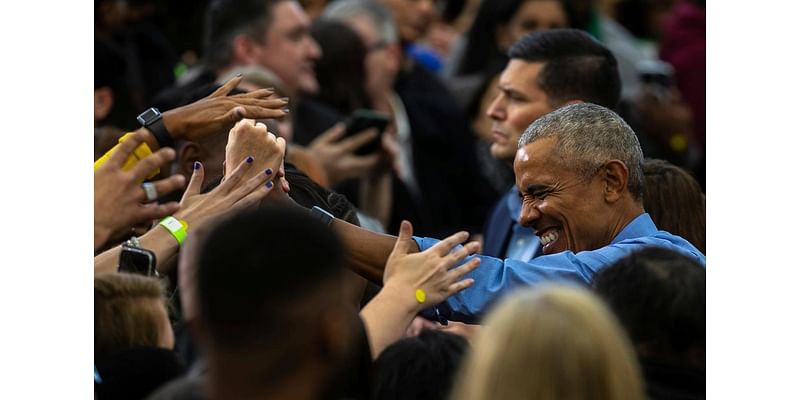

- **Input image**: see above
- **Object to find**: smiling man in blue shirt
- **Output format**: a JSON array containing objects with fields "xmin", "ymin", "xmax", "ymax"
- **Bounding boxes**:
[{"xmin": 323, "ymin": 103, "xmax": 704, "ymax": 323}]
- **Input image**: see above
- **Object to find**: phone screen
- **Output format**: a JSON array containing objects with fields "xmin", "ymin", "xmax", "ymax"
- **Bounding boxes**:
[
  {"xmin": 118, "ymin": 245, "xmax": 156, "ymax": 276},
  {"xmin": 343, "ymin": 110, "xmax": 390, "ymax": 155}
]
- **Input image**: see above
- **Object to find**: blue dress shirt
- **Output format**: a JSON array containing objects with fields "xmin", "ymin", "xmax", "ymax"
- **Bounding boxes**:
[{"xmin": 414, "ymin": 213, "xmax": 705, "ymax": 323}]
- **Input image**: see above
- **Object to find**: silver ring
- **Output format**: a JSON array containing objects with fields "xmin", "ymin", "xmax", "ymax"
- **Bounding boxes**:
[{"xmin": 142, "ymin": 182, "xmax": 158, "ymax": 202}]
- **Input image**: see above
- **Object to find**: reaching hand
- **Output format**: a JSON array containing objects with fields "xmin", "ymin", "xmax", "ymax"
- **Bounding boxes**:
[
  {"xmin": 383, "ymin": 221, "xmax": 482, "ymax": 309},
  {"xmin": 176, "ymin": 155, "xmax": 279, "ymax": 230},
  {"xmin": 307, "ymin": 123, "xmax": 381, "ymax": 186},
  {"xmin": 162, "ymin": 75, "xmax": 289, "ymax": 144},
  {"xmin": 94, "ymin": 131, "xmax": 186, "ymax": 250}
]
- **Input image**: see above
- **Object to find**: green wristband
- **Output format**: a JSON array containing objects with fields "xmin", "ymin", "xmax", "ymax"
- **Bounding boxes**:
[{"xmin": 159, "ymin": 216, "xmax": 188, "ymax": 246}]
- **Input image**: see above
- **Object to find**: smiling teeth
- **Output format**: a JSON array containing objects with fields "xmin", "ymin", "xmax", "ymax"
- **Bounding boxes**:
[{"xmin": 540, "ymin": 231, "xmax": 559, "ymax": 246}]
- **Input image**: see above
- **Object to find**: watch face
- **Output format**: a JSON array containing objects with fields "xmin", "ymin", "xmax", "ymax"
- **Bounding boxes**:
[{"xmin": 137, "ymin": 107, "xmax": 161, "ymax": 125}]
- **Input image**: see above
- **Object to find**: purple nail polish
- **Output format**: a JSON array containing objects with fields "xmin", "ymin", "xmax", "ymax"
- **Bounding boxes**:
[
  {"xmin": 246, "ymin": 156, "xmax": 254, "ymax": 164},
  {"xmin": 193, "ymin": 161, "xmax": 201, "ymax": 170},
  {"xmin": 265, "ymin": 168, "xmax": 273, "ymax": 176},
  {"xmin": 266, "ymin": 181, "xmax": 274, "ymax": 189}
]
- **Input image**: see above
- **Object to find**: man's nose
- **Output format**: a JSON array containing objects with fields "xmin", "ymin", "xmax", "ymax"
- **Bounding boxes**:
[
  {"xmin": 487, "ymin": 93, "xmax": 505, "ymax": 121},
  {"xmin": 307, "ymin": 37, "xmax": 322, "ymax": 60},
  {"xmin": 518, "ymin": 204, "xmax": 541, "ymax": 228}
]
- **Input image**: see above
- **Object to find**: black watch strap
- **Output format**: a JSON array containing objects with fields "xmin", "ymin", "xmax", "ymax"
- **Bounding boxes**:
[{"xmin": 137, "ymin": 107, "xmax": 174, "ymax": 149}]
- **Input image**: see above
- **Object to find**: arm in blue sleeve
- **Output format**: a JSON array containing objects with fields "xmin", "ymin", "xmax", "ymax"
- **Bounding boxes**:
[{"xmin": 411, "ymin": 236, "xmax": 611, "ymax": 323}]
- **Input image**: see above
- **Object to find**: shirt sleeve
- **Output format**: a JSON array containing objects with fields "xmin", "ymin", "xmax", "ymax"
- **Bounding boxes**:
[{"xmin": 411, "ymin": 236, "xmax": 615, "ymax": 323}]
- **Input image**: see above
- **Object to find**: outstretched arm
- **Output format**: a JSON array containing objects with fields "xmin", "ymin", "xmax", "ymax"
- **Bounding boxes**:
[{"xmin": 359, "ymin": 221, "xmax": 481, "ymax": 358}]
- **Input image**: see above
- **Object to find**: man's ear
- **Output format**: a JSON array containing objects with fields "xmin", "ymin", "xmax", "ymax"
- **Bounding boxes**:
[
  {"xmin": 231, "ymin": 34, "xmax": 260, "ymax": 65},
  {"xmin": 602, "ymin": 160, "xmax": 629, "ymax": 203},
  {"xmin": 178, "ymin": 142, "xmax": 205, "ymax": 178},
  {"xmin": 94, "ymin": 87, "xmax": 114, "ymax": 122}
]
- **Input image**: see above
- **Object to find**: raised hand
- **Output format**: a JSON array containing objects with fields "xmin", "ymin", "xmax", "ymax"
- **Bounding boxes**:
[
  {"xmin": 307, "ymin": 123, "xmax": 382, "ymax": 186},
  {"xmin": 176, "ymin": 155, "xmax": 279, "ymax": 230},
  {"xmin": 383, "ymin": 220, "xmax": 482, "ymax": 308},
  {"xmin": 94, "ymin": 131, "xmax": 186, "ymax": 250},
  {"xmin": 162, "ymin": 75, "xmax": 289, "ymax": 144}
]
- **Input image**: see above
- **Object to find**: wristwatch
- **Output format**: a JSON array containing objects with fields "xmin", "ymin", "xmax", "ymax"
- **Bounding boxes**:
[{"xmin": 137, "ymin": 107, "xmax": 175, "ymax": 149}]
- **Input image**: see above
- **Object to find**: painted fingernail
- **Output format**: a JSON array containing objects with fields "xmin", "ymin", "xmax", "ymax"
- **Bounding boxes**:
[
  {"xmin": 265, "ymin": 168, "xmax": 273, "ymax": 176},
  {"xmin": 266, "ymin": 87, "xmax": 275, "ymax": 91},
  {"xmin": 246, "ymin": 156, "xmax": 254, "ymax": 163},
  {"xmin": 236, "ymin": 72, "xmax": 243, "ymax": 77},
  {"xmin": 280, "ymin": 97, "xmax": 289, "ymax": 102},
  {"xmin": 282, "ymin": 108, "xmax": 290, "ymax": 113},
  {"xmin": 193, "ymin": 161, "xmax": 201, "ymax": 170},
  {"xmin": 266, "ymin": 181, "xmax": 274, "ymax": 189}
]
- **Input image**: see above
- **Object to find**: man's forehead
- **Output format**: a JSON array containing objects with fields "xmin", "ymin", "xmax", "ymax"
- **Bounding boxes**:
[{"xmin": 500, "ymin": 60, "xmax": 545, "ymax": 87}]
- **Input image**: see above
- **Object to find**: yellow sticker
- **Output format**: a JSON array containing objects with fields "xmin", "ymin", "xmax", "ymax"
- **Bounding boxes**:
[{"xmin": 415, "ymin": 289, "xmax": 426, "ymax": 304}]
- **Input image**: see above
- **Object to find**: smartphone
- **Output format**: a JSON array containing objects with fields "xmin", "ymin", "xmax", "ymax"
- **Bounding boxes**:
[
  {"xmin": 343, "ymin": 109, "xmax": 390, "ymax": 155},
  {"xmin": 118, "ymin": 245, "xmax": 157, "ymax": 276}
]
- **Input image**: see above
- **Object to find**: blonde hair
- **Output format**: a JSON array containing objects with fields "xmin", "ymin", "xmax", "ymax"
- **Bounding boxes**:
[
  {"xmin": 451, "ymin": 285, "xmax": 644, "ymax": 400},
  {"xmin": 94, "ymin": 273, "xmax": 168, "ymax": 360}
]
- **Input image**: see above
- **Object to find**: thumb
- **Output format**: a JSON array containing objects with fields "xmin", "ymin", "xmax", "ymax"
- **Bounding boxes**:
[{"xmin": 392, "ymin": 220, "xmax": 414, "ymax": 255}]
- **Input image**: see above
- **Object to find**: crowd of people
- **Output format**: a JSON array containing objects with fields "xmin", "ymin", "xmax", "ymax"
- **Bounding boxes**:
[{"xmin": 94, "ymin": 0, "xmax": 706, "ymax": 399}]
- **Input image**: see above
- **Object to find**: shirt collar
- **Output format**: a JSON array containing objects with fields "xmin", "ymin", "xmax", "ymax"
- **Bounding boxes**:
[
  {"xmin": 506, "ymin": 187, "xmax": 522, "ymax": 220},
  {"xmin": 612, "ymin": 213, "xmax": 657, "ymax": 244}
]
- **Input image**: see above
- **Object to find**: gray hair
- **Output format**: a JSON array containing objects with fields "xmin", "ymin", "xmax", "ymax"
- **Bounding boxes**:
[
  {"xmin": 322, "ymin": 0, "xmax": 398, "ymax": 44},
  {"xmin": 518, "ymin": 103, "xmax": 644, "ymax": 199}
]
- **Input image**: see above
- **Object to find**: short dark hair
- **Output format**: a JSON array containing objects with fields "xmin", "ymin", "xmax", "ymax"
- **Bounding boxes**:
[
  {"xmin": 508, "ymin": 28, "xmax": 621, "ymax": 109},
  {"xmin": 197, "ymin": 204, "xmax": 345, "ymax": 350},
  {"xmin": 372, "ymin": 330, "xmax": 469, "ymax": 400},
  {"xmin": 204, "ymin": 0, "xmax": 283, "ymax": 70},
  {"xmin": 592, "ymin": 247, "xmax": 705, "ymax": 365}
]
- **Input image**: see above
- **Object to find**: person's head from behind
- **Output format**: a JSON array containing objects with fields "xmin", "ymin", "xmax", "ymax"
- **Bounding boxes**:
[
  {"xmin": 514, "ymin": 103, "xmax": 643, "ymax": 255},
  {"xmin": 311, "ymin": 19, "xmax": 372, "ymax": 115},
  {"xmin": 452, "ymin": 285, "xmax": 644, "ymax": 400},
  {"xmin": 592, "ymin": 247, "xmax": 706, "ymax": 369},
  {"xmin": 323, "ymin": 0, "xmax": 403, "ymax": 101},
  {"xmin": 204, "ymin": 0, "xmax": 321, "ymax": 95},
  {"xmin": 194, "ymin": 204, "xmax": 359, "ymax": 398},
  {"xmin": 642, "ymin": 158, "xmax": 705, "ymax": 253},
  {"xmin": 95, "ymin": 273, "xmax": 174, "ymax": 361},
  {"xmin": 373, "ymin": 329, "xmax": 468, "ymax": 400},
  {"xmin": 487, "ymin": 28, "xmax": 621, "ymax": 163}
]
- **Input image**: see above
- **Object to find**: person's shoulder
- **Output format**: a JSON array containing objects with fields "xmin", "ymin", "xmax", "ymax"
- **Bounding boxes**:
[{"xmin": 606, "ymin": 231, "xmax": 706, "ymax": 267}]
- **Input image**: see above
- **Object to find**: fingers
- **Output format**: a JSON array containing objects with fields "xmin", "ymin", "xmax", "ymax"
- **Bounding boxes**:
[
  {"xmin": 445, "ymin": 240, "xmax": 481, "ymax": 266},
  {"xmin": 140, "ymin": 174, "xmax": 186, "ymax": 203},
  {"xmin": 234, "ymin": 87, "xmax": 276, "ymax": 99},
  {"xmin": 107, "ymin": 131, "xmax": 146, "ymax": 167},
  {"xmin": 220, "ymin": 155, "xmax": 255, "ymax": 192},
  {"xmin": 429, "ymin": 231, "xmax": 469, "ymax": 257},
  {"xmin": 447, "ymin": 277, "xmax": 476, "ymax": 297},
  {"xmin": 140, "ymin": 201, "xmax": 182, "ymax": 222},
  {"xmin": 232, "ymin": 105, "xmax": 289, "ymax": 122},
  {"xmin": 312, "ymin": 123, "xmax": 346, "ymax": 145},
  {"xmin": 391, "ymin": 220, "xmax": 415, "ymax": 255},
  {"xmin": 129, "ymin": 147, "xmax": 177, "ymax": 182},
  {"xmin": 182, "ymin": 161, "xmax": 205, "ymax": 200},
  {"xmin": 447, "ymin": 257, "xmax": 481, "ymax": 283},
  {"xmin": 338, "ymin": 128, "xmax": 378, "ymax": 152},
  {"xmin": 210, "ymin": 75, "xmax": 243, "ymax": 98},
  {"xmin": 232, "ymin": 174, "xmax": 277, "ymax": 209}
]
